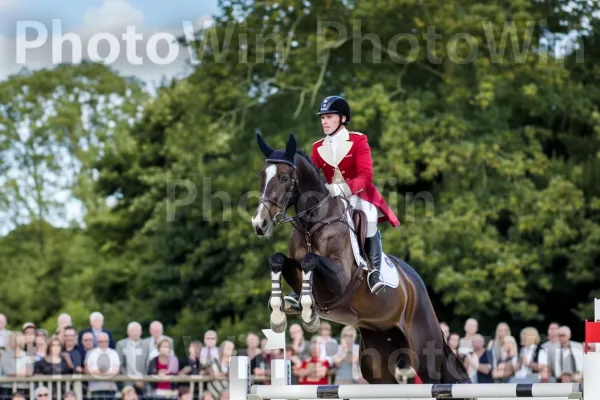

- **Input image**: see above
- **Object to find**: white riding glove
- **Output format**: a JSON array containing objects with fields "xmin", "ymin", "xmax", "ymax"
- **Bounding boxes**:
[{"xmin": 325, "ymin": 183, "xmax": 344, "ymax": 197}]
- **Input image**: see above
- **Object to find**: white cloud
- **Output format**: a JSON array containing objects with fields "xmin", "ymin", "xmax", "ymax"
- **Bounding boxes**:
[{"xmin": 0, "ymin": 0, "xmax": 216, "ymax": 88}]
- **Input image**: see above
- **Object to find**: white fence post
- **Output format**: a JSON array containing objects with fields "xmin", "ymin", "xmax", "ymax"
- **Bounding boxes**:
[
  {"xmin": 230, "ymin": 356, "xmax": 250, "ymax": 400},
  {"xmin": 270, "ymin": 359, "xmax": 291, "ymax": 400}
]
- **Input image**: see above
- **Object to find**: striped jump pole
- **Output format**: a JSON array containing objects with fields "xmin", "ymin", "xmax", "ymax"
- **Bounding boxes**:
[{"xmin": 231, "ymin": 298, "xmax": 600, "ymax": 400}]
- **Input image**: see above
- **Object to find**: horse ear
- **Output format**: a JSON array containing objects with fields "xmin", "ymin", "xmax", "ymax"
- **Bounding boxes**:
[
  {"xmin": 285, "ymin": 134, "xmax": 296, "ymax": 160},
  {"xmin": 256, "ymin": 133, "xmax": 274, "ymax": 158}
]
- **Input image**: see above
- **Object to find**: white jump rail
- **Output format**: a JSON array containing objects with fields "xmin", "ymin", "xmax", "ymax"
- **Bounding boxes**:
[{"xmin": 230, "ymin": 298, "xmax": 600, "ymax": 400}]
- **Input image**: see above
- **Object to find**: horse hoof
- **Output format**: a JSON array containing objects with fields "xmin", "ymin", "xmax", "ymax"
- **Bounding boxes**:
[
  {"xmin": 270, "ymin": 312, "xmax": 287, "ymax": 333},
  {"xmin": 269, "ymin": 294, "xmax": 286, "ymax": 333},
  {"xmin": 303, "ymin": 316, "xmax": 320, "ymax": 332},
  {"xmin": 300, "ymin": 293, "xmax": 319, "ymax": 332}
]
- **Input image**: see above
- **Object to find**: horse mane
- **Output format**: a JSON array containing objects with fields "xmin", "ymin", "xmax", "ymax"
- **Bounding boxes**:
[{"xmin": 295, "ymin": 150, "xmax": 323, "ymax": 182}]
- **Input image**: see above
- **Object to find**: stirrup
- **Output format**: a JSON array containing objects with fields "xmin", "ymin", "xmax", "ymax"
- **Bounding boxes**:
[
  {"xmin": 367, "ymin": 270, "xmax": 385, "ymax": 294},
  {"xmin": 284, "ymin": 294, "xmax": 301, "ymax": 310}
]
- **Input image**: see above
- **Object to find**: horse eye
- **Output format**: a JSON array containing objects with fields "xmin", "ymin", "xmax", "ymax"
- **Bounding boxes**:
[{"xmin": 282, "ymin": 176, "xmax": 289, "ymax": 182}]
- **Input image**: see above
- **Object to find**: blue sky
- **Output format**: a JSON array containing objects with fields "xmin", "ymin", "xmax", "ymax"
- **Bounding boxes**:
[
  {"xmin": 0, "ymin": 0, "xmax": 221, "ymax": 84},
  {"xmin": 1, "ymin": 0, "xmax": 220, "ymax": 36}
]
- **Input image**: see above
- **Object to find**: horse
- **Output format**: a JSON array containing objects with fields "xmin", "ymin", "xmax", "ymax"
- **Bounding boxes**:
[{"xmin": 250, "ymin": 133, "xmax": 470, "ymax": 385}]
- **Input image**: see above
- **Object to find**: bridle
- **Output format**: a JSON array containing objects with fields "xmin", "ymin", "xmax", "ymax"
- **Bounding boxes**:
[
  {"xmin": 257, "ymin": 161, "xmax": 331, "ymax": 225},
  {"xmin": 257, "ymin": 160, "xmax": 355, "ymax": 252}
]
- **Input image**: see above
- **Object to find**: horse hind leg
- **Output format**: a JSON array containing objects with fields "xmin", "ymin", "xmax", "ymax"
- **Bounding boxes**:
[{"xmin": 357, "ymin": 327, "xmax": 401, "ymax": 384}]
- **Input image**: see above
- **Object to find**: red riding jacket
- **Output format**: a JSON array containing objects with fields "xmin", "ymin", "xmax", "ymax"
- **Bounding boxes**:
[{"xmin": 310, "ymin": 128, "xmax": 400, "ymax": 227}]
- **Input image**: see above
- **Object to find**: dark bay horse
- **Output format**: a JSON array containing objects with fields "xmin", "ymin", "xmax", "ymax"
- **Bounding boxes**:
[{"xmin": 250, "ymin": 133, "xmax": 470, "ymax": 384}]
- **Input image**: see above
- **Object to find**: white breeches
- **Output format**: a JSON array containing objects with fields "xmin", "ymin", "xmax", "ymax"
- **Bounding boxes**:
[{"xmin": 348, "ymin": 195, "xmax": 379, "ymax": 237}]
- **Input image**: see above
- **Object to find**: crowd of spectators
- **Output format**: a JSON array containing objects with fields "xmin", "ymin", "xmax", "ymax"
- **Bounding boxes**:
[
  {"xmin": 440, "ymin": 318, "xmax": 586, "ymax": 384},
  {"xmin": 0, "ymin": 310, "xmax": 588, "ymax": 400}
]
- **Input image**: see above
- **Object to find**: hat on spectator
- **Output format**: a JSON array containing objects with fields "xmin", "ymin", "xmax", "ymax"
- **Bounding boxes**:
[{"xmin": 22, "ymin": 322, "xmax": 36, "ymax": 331}]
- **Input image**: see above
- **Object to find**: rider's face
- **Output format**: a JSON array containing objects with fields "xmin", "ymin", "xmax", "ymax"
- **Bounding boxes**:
[{"xmin": 321, "ymin": 114, "xmax": 343, "ymax": 135}]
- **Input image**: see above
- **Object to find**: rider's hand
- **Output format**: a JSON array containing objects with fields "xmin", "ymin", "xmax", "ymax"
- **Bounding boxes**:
[{"xmin": 325, "ymin": 183, "xmax": 343, "ymax": 197}]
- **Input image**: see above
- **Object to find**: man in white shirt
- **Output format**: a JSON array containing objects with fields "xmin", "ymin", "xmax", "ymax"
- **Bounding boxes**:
[
  {"xmin": 85, "ymin": 332, "xmax": 121, "ymax": 398},
  {"xmin": 549, "ymin": 326, "xmax": 584, "ymax": 382}
]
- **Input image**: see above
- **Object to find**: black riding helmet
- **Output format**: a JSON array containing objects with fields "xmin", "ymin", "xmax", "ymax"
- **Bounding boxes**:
[{"xmin": 316, "ymin": 96, "xmax": 351, "ymax": 127}]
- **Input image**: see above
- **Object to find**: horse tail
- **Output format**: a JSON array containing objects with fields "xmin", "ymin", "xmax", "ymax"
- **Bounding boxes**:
[{"xmin": 440, "ymin": 331, "xmax": 471, "ymax": 384}]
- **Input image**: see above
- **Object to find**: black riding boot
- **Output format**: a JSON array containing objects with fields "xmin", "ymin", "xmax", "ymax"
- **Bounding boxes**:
[
  {"xmin": 284, "ymin": 292, "xmax": 302, "ymax": 312},
  {"xmin": 366, "ymin": 230, "xmax": 385, "ymax": 295}
]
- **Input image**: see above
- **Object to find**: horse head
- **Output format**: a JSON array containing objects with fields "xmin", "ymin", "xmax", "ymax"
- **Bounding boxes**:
[
  {"xmin": 251, "ymin": 133, "xmax": 328, "ymax": 237},
  {"xmin": 252, "ymin": 133, "xmax": 299, "ymax": 237}
]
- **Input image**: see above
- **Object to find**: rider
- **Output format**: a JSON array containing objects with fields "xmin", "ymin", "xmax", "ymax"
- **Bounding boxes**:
[{"xmin": 285, "ymin": 95, "xmax": 401, "ymax": 309}]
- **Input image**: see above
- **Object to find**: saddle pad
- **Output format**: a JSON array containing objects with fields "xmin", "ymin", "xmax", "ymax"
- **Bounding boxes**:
[{"xmin": 380, "ymin": 252, "xmax": 400, "ymax": 288}]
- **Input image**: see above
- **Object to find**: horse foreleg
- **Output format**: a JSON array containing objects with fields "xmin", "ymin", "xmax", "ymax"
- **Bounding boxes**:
[
  {"xmin": 299, "ymin": 252, "xmax": 321, "ymax": 332},
  {"xmin": 268, "ymin": 252, "xmax": 300, "ymax": 333}
]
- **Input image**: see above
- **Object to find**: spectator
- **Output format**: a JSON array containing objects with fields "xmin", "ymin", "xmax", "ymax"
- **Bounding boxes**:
[
  {"xmin": 549, "ymin": 326, "xmax": 583, "ymax": 383},
  {"xmin": 238, "ymin": 333, "xmax": 261, "ymax": 376},
  {"xmin": 36, "ymin": 329, "xmax": 49, "ymax": 342},
  {"xmin": 177, "ymin": 387, "xmax": 191, "ymax": 400},
  {"xmin": 440, "ymin": 322, "xmax": 450, "ymax": 340},
  {"xmin": 34, "ymin": 386, "xmax": 50, "ymax": 400},
  {"xmin": 57, "ymin": 314, "xmax": 73, "ymax": 331},
  {"xmin": 84, "ymin": 332, "xmax": 120, "ymax": 400},
  {"xmin": 63, "ymin": 391, "xmax": 77, "ymax": 400},
  {"xmin": 34, "ymin": 336, "xmax": 74, "ymax": 375},
  {"xmin": 285, "ymin": 346, "xmax": 303, "ymax": 384},
  {"xmin": 0, "ymin": 333, "xmax": 34, "ymax": 394},
  {"xmin": 120, "ymin": 386, "xmax": 138, "ymax": 400},
  {"xmin": 316, "ymin": 322, "xmax": 338, "ymax": 363},
  {"xmin": 492, "ymin": 335, "xmax": 519, "ymax": 382},
  {"xmin": 249, "ymin": 338, "xmax": 271, "ymax": 384},
  {"xmin": 179, "ymin": 341, "xmax": 202, "ymax": 376},
  {"xmin": 78, "ymin": 332, "xmax": 95, "ymax": 362},
  {"xmin": 23, "ymin": 323, "xmax": 37, "ymax": 356},
  {"xmin": 12, "ymin": 392, "xmax": 25, "ymax": 400},
  {"xmin": 487, "ymin": 322, "xmax": 511, "ymax": 368},
  {"xmin": 459, "ymin": 318, "xmax": 478, "ymax": 355},
  {"xmin": 34, "ymin": 334, "xmax": 48, "ymax": 362},
  {"xmin": 62, "ymin": 327, "xmax": 83, "ymax": 373},
  {"xmin": 200, "ymin": 330, "xmax": 220, "ymax": 368},
  {"xmin": 513, "ymin": 327, "xmax": 545, "ymax": 383},
  {"xmin": 289, "ymin": 324, "xmax": 309, "ymax": 360},
  {"xmin": 0, "ymin": 314, "xmax": 10, "ymax": 349},
  {"xmin": 147, "ymin": 338, "xmax": 179, "ymax": 396},
  {"xmin": 296, "ymin": 337, "xmax": 331, "ymax": 385},
  {"xmin": 116, "ymin": 322, "xmax": 148, "ymax": 394},
  {"xmin": 541, "ymin": 322, "xmax": 560, "ymax": 351},
  {"xmin": 79, "ymin": 312, "xmax": 115, "ymax": 348},
  {"xmin": 143, "ymin": 321, "xmax": 174, "ymax": 361},
  {"xmin": 206, "ymin": 340, "xmax": 235, "ymax": 400},
  {"xmin": 331, "ymin": 326, "xmax": 360, "ymax": 384},
  {"xmin": 466, "ymin": 334, "xmax": 493, "ymax": 383}
]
